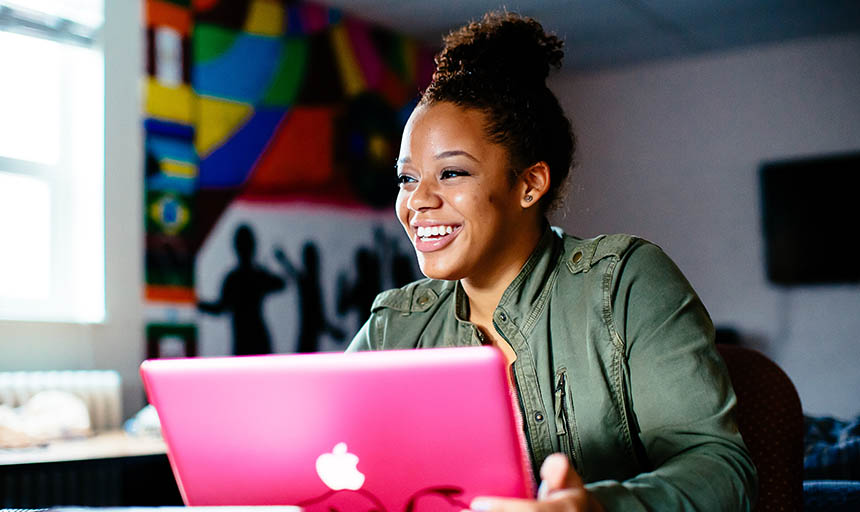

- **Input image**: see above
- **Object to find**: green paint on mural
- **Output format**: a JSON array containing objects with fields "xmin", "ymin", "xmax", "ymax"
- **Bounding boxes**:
[
  {"xmin": 146, "ymin": 323, "xmax": 196, "ymax": 342},
  {"xmin": 194, "ymin": 23, "xmax": 239, "ymax": 64},
  {"xmin": 262, "ymin": 37, "xmax": 309, "ymax": 107},
  {"xmin": 146, "ymin": 323, "xmax": 197, "ymax": 359}
]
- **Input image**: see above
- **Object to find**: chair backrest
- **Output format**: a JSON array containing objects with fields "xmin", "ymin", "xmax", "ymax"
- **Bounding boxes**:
[{"xmin": 716, "ymin": 344, "xmax": 804, "ymax": 512}]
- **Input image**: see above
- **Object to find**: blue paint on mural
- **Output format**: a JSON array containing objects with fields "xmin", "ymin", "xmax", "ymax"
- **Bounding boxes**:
[
  {"xmin": 147, "ymin": 174, "xmax": 196, "ymax": 195},
  {"xmin": 193, "ymin": 34, "xmax": 283, "ymax": 102},
  {"xmin": 198, "ymin": 107, "xmax": 288, "ymax": 188},
  {"xmin": 147, "ymin": 135, "xmax": 196, "ymax": 163}
]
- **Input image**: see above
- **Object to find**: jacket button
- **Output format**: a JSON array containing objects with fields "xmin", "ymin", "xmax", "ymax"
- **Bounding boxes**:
[
  {"xmin": 572, "ymin": 251, "xmax": 583, "ymax": 264},
  {"xmin": 417, "ymin": 296, "xmax": 429, "ymax": 306},
  {"xmin": 499, "ymin": 312, "xmax": 507, "ymax": 322},
  {"xmin": 534, "ymin": 412, "xmax": 544, "ymax": 422}
]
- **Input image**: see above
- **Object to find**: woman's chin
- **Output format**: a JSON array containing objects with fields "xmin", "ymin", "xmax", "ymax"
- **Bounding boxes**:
[{"xmin": 417, "ymin": 259, "xmax": 463, "ymax": 282}]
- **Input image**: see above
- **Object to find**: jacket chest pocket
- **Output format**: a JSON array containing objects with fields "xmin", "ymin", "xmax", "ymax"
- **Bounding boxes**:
[{"xmin": 554, "ymin": 368, "xmax": 584, "ymax": 475}]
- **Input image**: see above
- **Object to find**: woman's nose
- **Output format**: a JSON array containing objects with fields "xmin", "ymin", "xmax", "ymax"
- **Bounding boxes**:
[{"xmin": 406, "ymin": 178, "xmax": 442, "ymax": 211}]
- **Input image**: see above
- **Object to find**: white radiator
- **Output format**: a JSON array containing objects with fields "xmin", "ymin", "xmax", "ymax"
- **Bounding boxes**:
[{"xmin": 0, "ymin": 370, "xmax": 122, "ymax": 432}]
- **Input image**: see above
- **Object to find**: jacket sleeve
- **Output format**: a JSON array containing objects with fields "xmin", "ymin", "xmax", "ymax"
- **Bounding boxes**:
[
  {"xmin": 586, "ymin": 242, "xmax": 758, "ymax": 511},
  {"xmin": 345, "ymin": 316, "xmax": 375, "ymax": 352}
]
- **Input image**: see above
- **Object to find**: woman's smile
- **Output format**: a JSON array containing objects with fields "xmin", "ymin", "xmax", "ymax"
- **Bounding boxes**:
[{"xmin": 411, "ymin": 223, "xmax": 463, "ymax": 252}]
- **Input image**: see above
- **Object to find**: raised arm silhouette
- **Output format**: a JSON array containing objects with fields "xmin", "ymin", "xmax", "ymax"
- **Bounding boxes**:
[
  {"xmin": 198, "ymin": 224, "xmax": 286, "ymax": 355},
  {"xmin": 275, "ymin": 241, "xmax": 345, "ymax": 353}
]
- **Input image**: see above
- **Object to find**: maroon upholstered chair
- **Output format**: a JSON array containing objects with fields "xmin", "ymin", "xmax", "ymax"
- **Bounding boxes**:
[{"xmin": 716, "ymin": 344, "xmax": 804, "ymax": 512}]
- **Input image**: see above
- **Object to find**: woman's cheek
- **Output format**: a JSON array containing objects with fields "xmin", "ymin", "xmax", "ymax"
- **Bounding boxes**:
[
  {"xmin": 450, "ymin": 189, "xmax": 484, "ymax": 210},
  {"xmin": 395, "ymin": 190, "xmax": 410, "ymax": 230}
]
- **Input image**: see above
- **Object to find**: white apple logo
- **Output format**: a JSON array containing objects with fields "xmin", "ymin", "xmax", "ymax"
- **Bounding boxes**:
[{"xmin": 315, "ymin": 442, "xmax": 366, "ymax": 491}]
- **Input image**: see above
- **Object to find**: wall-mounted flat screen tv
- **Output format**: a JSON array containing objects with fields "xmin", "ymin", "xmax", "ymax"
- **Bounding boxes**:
[{"xmin": 760, "ymin": 151, "xmax": 860, "ymax": 285}]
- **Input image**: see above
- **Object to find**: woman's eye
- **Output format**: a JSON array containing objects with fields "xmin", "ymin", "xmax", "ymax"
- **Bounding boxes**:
[
  {"xmin": 396, "ymin": 174, "xmax": 416, "ymax": 187},
  {"xmin": 440, "ymin": 169, "xmax": 468, "ymax": 179}
]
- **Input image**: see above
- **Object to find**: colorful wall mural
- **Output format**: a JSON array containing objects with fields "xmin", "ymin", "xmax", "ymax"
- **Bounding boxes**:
[{"xmin": 143, "ymin": 0, "xmax": 435, "ymax": 358}]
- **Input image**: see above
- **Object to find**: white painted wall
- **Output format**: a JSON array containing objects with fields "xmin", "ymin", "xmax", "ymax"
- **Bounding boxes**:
[
  {"xmin": 0, "ymin": 1, "xmax": 146, "ymax": 420},
  {"xmin": 550, "ymin": 35, "xmax": 860, "ymax": 418}
]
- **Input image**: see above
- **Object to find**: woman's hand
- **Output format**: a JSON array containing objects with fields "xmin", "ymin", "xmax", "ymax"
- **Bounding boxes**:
[{"xmin": 467, "ymin": 453, "xmax": 605, "ymax": 512}]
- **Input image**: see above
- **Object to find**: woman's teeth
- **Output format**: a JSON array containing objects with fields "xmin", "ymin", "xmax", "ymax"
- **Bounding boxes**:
[{"xmin": 417, "ymin": 225, "xmax": 455, "ymax": 238}]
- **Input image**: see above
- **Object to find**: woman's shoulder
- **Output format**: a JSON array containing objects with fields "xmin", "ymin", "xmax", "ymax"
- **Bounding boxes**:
[
  {"xmin": 347, "ymin": 278, "xmax": 458, "ymax": 352},
  {"xmin": 551, "ymin": 229, "xmax": 691, "ymax": 295},
  {"xmin": 369, "ymin": 277, "xmax": 457, "ymax": 315},
  {"xmin": 552, "ymin": 227, "xmax": 651, "ymax": 274}
]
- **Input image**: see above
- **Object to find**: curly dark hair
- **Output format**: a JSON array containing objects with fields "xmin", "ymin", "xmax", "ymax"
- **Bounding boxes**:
[{"xmin": 420, "ymin": 10, "xmax": 575, "ymax": 213}]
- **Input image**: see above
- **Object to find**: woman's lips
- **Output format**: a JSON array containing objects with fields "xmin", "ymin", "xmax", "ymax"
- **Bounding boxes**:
[{"xmin": 413, "ymin": 224, "xmax": 461, "ymax": 253}]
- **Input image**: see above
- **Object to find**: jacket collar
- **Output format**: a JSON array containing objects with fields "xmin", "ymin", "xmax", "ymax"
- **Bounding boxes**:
[{"xmin": 453, "ymin": 225, "xmax": 564, "ymax": 337}]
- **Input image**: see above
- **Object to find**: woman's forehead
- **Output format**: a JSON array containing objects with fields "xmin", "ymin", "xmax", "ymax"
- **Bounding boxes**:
[{"xmin": 399, "ymin": 102, "xmax": 499, "ymax": 162}]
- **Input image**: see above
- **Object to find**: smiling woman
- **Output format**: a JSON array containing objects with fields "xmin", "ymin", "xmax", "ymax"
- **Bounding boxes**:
[
  {"xmin": 395, "ymin": 104, "xmax": 540, "ymax": 289},
  {"xmin": 348, "ymin": 10, "xmax": 757, "ymax": 512}
]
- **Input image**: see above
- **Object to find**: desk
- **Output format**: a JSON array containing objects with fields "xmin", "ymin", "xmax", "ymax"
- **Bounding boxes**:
[
  {"xmin": 0, "ymin": 431, "xmax": 168, "ymax": 466},
  {"xmin": 1, "ymin": 431, "xmax": 182, "ymax": 507}
]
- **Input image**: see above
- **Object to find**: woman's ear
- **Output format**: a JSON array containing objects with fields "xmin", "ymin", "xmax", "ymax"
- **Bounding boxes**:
[{"xmin": 519, "ymin": 161, "xmax": 551, "ymax": 209}]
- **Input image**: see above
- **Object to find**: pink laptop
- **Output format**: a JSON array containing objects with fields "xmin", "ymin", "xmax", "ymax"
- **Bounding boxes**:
[{"xmin": 140, "ymin": 346, "xmax": 533, "ymax": 511}]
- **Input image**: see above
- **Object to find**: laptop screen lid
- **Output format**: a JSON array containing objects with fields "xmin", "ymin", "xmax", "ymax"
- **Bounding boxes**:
[{"xmin": 140, "ymin": 346, "xmax": 533, "ymax": 511}]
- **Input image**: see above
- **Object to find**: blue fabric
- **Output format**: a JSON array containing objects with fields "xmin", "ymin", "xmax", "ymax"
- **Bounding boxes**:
[
  {"xmin": 803, "ymin": 414, "xmax": 860, "ymax": 510},
  {"xmin": 804, "ymin": 480, "xmax": 860, "ymax": 511},
  {"xmin": 804, "ymin": 414, "xmax": 860, "ymax": 480}
]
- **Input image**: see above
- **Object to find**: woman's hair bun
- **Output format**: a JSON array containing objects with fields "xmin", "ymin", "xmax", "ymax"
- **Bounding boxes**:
[
  {"xmin": 433, "ymin": 10, "xmax": 564, "ymax": 87},
  {"xmin": 421, "ymin": 10, "xmax": 575, "ymax": 215}
]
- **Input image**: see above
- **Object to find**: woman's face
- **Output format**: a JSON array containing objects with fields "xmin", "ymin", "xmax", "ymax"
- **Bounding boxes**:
[{"xmin": 395, "ymin": 102, "xmax": 532, "ymax": 282}]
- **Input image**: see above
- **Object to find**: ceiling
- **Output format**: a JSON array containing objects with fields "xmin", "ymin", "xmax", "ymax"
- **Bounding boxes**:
[{"xmin": 321, "ymin": 0, "xmax": 860, "ymax": 71}]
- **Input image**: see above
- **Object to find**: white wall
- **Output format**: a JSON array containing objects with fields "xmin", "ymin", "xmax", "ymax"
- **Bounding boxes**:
[
  {"xmin": 0, "ymin": 1, "xmax": 145, "ymax": 420},
  {"xmin": 550, "ymin": 35, "xmax": 860, "ymax": 418}
]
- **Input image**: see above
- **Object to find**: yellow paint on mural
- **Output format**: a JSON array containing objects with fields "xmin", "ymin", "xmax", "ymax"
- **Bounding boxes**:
[
  {"xmin": 368, "ymin": 134, "xmax": 390, "ymax": 163},
  {"xmin": 160, "ymin": 159, "xmax": 197, "ymax": 178},
  {"xmin": 330, "ymin": 23, "xmax": 365, "ymax": 96},
  {"xmin": 146, "ymin": 79, "xmax": 194, "ymax": 124},
  {"xmin": 244, "ymin": 0, "xmax": 284, "ymax": 36},
  {"xmin": 195, "ymin": 96, "xmax": 254, "ymax": 158}
]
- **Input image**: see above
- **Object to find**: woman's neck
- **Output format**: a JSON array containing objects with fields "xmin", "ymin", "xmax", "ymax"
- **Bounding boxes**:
[{"xmin": 461, "ymin": 221, "xmax": 545, "ymax": 327}]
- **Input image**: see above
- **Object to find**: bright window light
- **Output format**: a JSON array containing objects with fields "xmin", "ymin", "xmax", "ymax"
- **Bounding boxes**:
[
  {"xmin": 0, "ymin": 1, "xmax": 104, "ymax": 323},
  {"xmin": 0, "ymin": 172, "xmax": 51, "ymax": 300},
  {"xmin": 0, "ymin": 32, "xmax": 62, "ymax": 164}
]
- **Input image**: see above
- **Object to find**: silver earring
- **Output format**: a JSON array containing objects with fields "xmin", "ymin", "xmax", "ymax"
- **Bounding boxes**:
[{"xmin": 524, "ymin": 195, "xmax": 533, "ymax": 202}]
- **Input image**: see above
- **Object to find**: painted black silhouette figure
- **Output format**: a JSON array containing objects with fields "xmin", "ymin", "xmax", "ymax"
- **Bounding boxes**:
[
  {"xmin": 372, "ymin": 226, "xmax": 418, "ymax": 289},
  {"xmin": 337, "ymin": 247, "xmax": 382, "ymax": 333},
  {"xmin": 275, "ymin": 242, "xmax": 345, "ymax": 353},
  {"xmin": 197, "ymin": 224, "xmax": 286, "ymax": 356},
  {"xmin": 392, "ymin": 251, "xmax": 417, "ymax": 289}
]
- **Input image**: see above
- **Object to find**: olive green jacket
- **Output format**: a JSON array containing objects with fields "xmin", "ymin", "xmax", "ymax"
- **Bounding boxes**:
[{"xmin": 347, "ymin": 227, "xmax": 757, "ymax": 511}]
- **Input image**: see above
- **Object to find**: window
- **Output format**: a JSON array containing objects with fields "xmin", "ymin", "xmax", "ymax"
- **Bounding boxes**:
[{"xmin": 0, "ymin": 1, "xmax": 104, "ymax": 322}]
